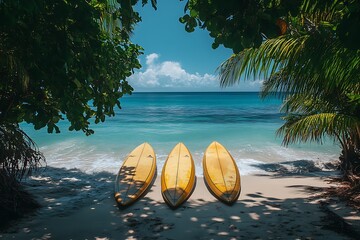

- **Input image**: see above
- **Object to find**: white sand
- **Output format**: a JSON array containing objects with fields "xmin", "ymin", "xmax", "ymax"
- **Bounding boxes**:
[{"xmin": 1, "ymin": 174, "xmax": 357, "ymax": 239}]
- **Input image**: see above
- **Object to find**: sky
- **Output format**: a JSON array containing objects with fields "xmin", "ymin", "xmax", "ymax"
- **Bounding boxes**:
[{"xmin": 129, "ymin": 0, "xmax": 263, "ymax": 92}]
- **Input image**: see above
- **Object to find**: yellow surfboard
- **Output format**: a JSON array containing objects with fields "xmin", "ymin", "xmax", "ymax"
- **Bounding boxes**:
[
  {"xmin": 161, "ymin": 142, "xmax": 196, "ymax": 208},
  {"xmin": 203, "ymin": 141, "xmax": 241, "ymax": 204},
  {"xmin": 114, "ymin": 142, "xmax": 156, "ymax": 207}
]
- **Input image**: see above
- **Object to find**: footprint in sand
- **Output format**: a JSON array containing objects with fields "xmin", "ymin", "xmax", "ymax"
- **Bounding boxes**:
[
  {"xmin": 229, "ymin": 224, "xmax": 239, "ymax": 233},
  {"xmin": 127, "ymin": 218, "xmax": 140, "ymax": 227},
  {"xmin": 153, "ymin": 223, "xmax": 174, "ymax": 233}
]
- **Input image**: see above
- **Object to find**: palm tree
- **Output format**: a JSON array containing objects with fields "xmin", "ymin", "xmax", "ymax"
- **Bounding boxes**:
[{"xmin": 218, "ymin": 1, "xmax": 360, "ymax": 176}]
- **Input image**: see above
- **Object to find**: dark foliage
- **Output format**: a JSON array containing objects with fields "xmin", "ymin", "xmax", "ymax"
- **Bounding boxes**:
[
  {"xmin": 0, "ymin": 0, "xmax": 144, "ymax": 135},
  {"xmin": 0, "ymin": 173, "xmax": 40, "ymax": 229},
  {"xmin": 181, "ymin": 0, "xmax": 360, "ymax": 53},
  {"xmin": 0, "ymin": 124, "xmax": 45, "ymax": 180},
  {"xmin": 0, "ymin": 124, "xmax": 44, "ymax": 228},
  {"xmin": 0, "ymin": 0, "xmax": 159, "ymax": 228}
]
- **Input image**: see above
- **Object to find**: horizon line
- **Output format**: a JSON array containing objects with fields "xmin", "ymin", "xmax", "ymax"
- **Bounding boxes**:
[{"xmin": 131, "ymin": 91, "xmax": 262, "ymax": 93}]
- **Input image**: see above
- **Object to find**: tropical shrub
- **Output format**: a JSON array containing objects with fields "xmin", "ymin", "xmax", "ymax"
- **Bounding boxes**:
[
  {"xmin": 0, "ymin": 0, "xmax": 156, "ymax": 225},
  {"xmin": 183, "ymin": 0, "xmax": 360, "ymax": 178}
]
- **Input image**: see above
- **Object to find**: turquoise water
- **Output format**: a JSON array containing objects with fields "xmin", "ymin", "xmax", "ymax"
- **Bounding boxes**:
[{"xmin": 21, "ymin": 92, "xmax": 340, "ymax": 175}]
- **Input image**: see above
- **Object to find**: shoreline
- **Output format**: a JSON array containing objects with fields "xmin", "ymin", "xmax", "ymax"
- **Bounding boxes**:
[{"xmin": 2, "ymin": 172, "xmax": 359, "ymax": 239}]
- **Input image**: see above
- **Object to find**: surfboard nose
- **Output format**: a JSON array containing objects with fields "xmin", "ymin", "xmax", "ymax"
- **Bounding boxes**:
[
  {"xmin": 222, "ymin": 192, "xmax": 237, "ymax": 204},
  {"xmin": 114, "ymin": 193, "xmax": 123, "ymax": 204},
  {"xmin": 162, "ymin": 188, "xmax": 185, "ymax": 208}
]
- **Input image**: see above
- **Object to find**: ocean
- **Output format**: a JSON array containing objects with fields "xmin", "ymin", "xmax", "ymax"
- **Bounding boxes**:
[
  {"xmin": 21, "ymin": 92, "xmax": 340, "ymax": 176},
  {"xmin": 17, "ymin": 92, "xmax": 341, "ymax": 217}
]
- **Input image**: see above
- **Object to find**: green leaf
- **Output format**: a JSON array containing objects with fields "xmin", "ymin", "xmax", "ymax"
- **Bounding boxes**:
[
  {"xmin": 190, "ymin": 9, "xmax": 198, "ymax": 18},
  {"xmin": 73, "ymin": 79, "xmax": 82, "ymax": 88}
]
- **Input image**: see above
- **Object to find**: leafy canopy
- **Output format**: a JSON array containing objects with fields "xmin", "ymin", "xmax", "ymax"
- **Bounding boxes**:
[
  {"xmin": 211, "ymin": 0, "xmax": 360, "ymax": 172},
  {"xmin": 181, "ymin": 0, "xmax": 360, "ymax": 53},
  {"xmin": 181, "ymin": 0, "xmax": 360, "ymax": 174},
  {"xmin": 0, "ymin": 0, "xmax": 156, "ymax": 135}
]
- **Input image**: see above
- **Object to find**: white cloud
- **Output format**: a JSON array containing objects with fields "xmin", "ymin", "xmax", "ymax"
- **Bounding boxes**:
[
  {"xmin": 129, "ymin": 53, "xmax": 217, "ymax": 89},
  {"xmin": 146, "ymin": 53, "xmax": 158, "ymax": 65},
  {"xmin": 129, "ymin": 53, "xmax": 263, "ymax": 91}
]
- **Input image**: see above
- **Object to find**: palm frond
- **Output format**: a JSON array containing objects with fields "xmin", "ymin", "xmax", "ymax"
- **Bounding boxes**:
[
  {"xmin": 301, "ymin": 0, "xmax": 342, "ymax": 23},
  {"xmin": 278, "ymin": 113, "xmax": 360, "ymax": 146},
  {"xmin": 0, "ymin": 124, "xmax": 45, "ymax": 180},
  {"xmin": 0, "ymin": 52, "xmax": 30, "ymax": 92},
  {"xmin": 218, "ymin": 0, "xmax": 360, "ymax": 96},
  {"xmin": 98, "ymin": 0, "xmax": 121, "ymax": 37},
  {"xmin": 280, "ymin": 94, "xmax": 331, "ymax": 113},
  {"xmin": 218, "ymin": 35, "xmax": 307, "ymax": 87}
]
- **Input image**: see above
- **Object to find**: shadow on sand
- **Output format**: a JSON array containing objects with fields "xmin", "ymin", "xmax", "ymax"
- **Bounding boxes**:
[
  {"xmin": 252, "ymin": 159, "xmax": 339, "ymax": 177},
  {"xmin": 1, "ymin": 165, "xmax": 359, "ymax": 240}
]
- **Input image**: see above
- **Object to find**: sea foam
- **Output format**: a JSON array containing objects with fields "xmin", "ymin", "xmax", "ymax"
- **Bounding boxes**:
[{"xmin": 39, "ymin": 140, "xmax": 338, "ymax": 177}]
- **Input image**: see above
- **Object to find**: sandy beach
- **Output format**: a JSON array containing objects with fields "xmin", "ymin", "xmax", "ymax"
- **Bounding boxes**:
[
  {"xmin": 2, "ymin": 0, "xmax": 360, "ymax": 239},
  {"xmin": 2, "ymin": 171, "xmax": 359, "ymax": 240}
]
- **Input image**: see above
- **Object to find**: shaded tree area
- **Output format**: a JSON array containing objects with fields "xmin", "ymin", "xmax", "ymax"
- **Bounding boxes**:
[
  {"xmin": 182, "ymin": 0, "xmax": 360, "ymax": 206},
  {"xmin": 0, "ymin": 0, "xmax": 144, "ymax": 135},
  {"xmin": 0, "ymin": 124, "xmax": 44, "ymax": 227},
  {"xmin": 0, "ymin": 0, "xmax": 156, "ymax": 227}
]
